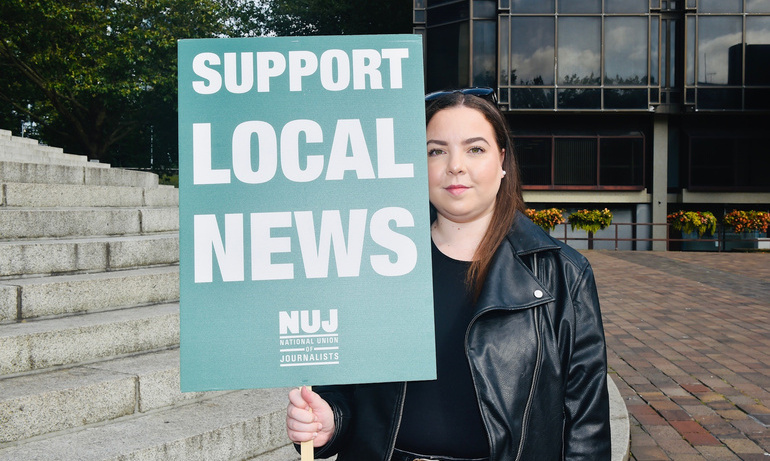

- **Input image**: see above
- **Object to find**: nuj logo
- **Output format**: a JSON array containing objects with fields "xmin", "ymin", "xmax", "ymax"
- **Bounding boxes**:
[{"xmin": 279, "ymin": 309, "xmax": 338, "ymax": 335}]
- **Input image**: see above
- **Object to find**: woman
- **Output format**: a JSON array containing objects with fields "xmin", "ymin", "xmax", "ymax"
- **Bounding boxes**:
[{"xmin": 286, "ymin": 90, "xmax": 611, "ymax": 461}]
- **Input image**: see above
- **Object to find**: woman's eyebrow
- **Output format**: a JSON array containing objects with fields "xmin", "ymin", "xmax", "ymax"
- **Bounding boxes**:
[
  {"xmin": 427, "ymin": 137, "xmax": 490, "ymax": 146},
  {"xmin": 464, "ymin": 136, "xmax": 490, "ymax": 145}
]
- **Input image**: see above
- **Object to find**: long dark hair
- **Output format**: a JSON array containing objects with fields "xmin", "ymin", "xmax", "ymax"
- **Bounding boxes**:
[{"xmin": 426, "ymin": 92, "xmax": 526, "ymax": 299}]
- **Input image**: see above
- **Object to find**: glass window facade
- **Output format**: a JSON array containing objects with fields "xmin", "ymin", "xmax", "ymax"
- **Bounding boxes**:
[
  {"xmin": 418, "ymin": 0, "xmax": 769, "ymax": 193},
  {"xmin": 558, "ymin": 17, "xmax": 602, "ymax": 86},
  {"xmin": 499, "ymin": 5, "xmax": 656, "ymax": 110},
  {"xmin": 605, "ymin": 17, "xmax": 649, "ymax": 85},
  {"xmin": 685, "ymin": 4, "xmax": 770, "ymax": 110}
]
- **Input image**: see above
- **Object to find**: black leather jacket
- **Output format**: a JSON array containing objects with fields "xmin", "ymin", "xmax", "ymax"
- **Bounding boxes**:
[{"xmin": 313, "ymin": 214, "xmax": 611, "ymax": 460}]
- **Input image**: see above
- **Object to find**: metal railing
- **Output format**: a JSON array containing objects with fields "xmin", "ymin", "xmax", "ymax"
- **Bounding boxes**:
[{"xmin": 551, "ymin": 223, "xmax": 768, "ymax": 251}]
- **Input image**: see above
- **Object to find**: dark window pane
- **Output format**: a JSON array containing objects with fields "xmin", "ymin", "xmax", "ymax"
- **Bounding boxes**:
[
  {"xmin": 499, "ymin": 87, "xmax": 510, "ymax": 104},
  {"xmin": 604, "ymin": 88, "xmax": 649, "ymax": 108},
  {"xmin": 668, "ymin": 19, "xmax": 677, "ymax": 86},
  {"xmin": 736, "ymin": 138, "xmax": 770, "ymax": 188},
  {"xmin": 510, "ymin": 88, "xmax": 555, "ymax": 108},
  {"xmin": 697, "ymin": 16, "xmax": 743, "ymax": 85},
  {"xmin": 554, "ymin": 138, "xmax": 597, "ymax": 185},
  {"xmin": 697, "ymin": 88, "xmax": 742, "ymax": 109},
  {"xmin": 515, "ymin": 138, "xmax": 551, "ymax": 185},
  {"xmin": 416, "ymin": 0, "xmax": 427, "ymax": 7},
  {"xmin": 650, "ymin": 87, "xmax": 660, "ymax": 103},
  {"xmin": 605, "ymin": 17, "xmax": 649, "ymax": 85},
  {"xmin": 473, "ymin": 20, "xmax": 497, "ymax": 87},
  {"xmin": 606, "ymin": 0, "xmax": 648, "ymax": 13},
  {"xmin": 651, "ymin": 16, "xmax": 659, "ymax": 85},
  {"xmin": 473, "ymin": 0, "xmax": 497, "ymax": 17},
  {"xmin": 600, "ymin": 138, "xmax": 644, "ymax": 186},
  {"xmin": 745, "ymin": 44, "xmax": 770, "ymax": 85},
  {"xmin": 427, "ymin": 1, "xmax": 470, "ymax": 26},
  {"xmin": 511, "ymin": 17, "xmax": 555, "ymax": 85},
  {"xmin": 748, "ymin": 0, "xmax": 770, "ymax": 12},
  {"xmin": 746, "ymin": 17, "xmax": 770, "ymax": 85},
  {"xmin": 558, "ymin": 17, "xmax": 601, "ymax": 85},
  {"xmin": 426, "ymin": 22, "xmax": 470, "ymax": 91},
  {"xmin": 699, "ymin": 0, "xmax": 742, "ymax": 12},
  {"xmin": 691, "ymin": 137, "xmax": 770, "ymax": 188},
  {"xmin": 745, "ymin": 88, "xmax": 770, "ymax": 109},
  {"xmin": 557, "ymin": 88, "xmax": 601, "ymax": 108},
  {"xmin": 511, "ymin": 0, "xmax": 555, "ymax": 13},
  {"xmin": 690, "ymin": 138, "xmax": 734, "ymax": 187},
  {"xmin": 428, "ymin": 0, "xmax": 463, "ymax": 6},
  {"xmin": 558, "ymin": 0, "xmax": 601, "ymax": 13},
  {"xmin": 686, "ymin": 87, "xmax": 695, "ymax": 103},
  {"xmin": 415, "ymin": 9, "xmax": 427, "ymax": 23},
  {"xmin": 500, "ymin": 17, "xmax": 510, "ymax": 85},
  {"xmin": 686, "ymin": 16, "xmax": 695, "ymax": 85}
]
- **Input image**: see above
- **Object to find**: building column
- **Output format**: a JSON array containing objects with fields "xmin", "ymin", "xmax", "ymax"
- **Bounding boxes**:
[{"xmin": 652, "ymin": 114, "xmax": 669, "ymax": 251}]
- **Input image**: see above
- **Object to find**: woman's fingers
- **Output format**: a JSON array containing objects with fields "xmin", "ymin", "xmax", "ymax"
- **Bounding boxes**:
[{"xmin": 285, "ymin": 387, "xmax": 335, "ymax": 446}]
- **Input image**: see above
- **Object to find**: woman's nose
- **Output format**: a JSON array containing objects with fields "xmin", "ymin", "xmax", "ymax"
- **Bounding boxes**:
[{"xmin": 447, "ymin": 152, "xmax": 465, "ymax": 175}]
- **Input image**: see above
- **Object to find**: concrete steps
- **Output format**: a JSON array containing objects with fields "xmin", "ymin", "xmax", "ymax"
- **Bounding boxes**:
[
  {"xmin": 2, "ymin": 182, "xmax": 178, "ymax": 207},
  {"xmin": 2, "ymin": 266, "xmax": 179, "ymax": 320},
  {"xmin": 0, "ymin": 207, "xmax": 178, "ymax": 239},
  {"xmin": 0, "ymin": 233, "xmax": 179, "ymax": 278},
  {"xmin": 0, "ymin": 160, "xmax": 160, "ymax": 188},
  {"xmin": 0, "ymin": 386, "xmax": 289, "ymax": 461},
  {"xmin": 0, "ymin": 129, "xmax": 108, "ymax": 169},
  {"xmin": 0, "ymin": 303, "xmax": 180, "ymax": 375},
  {"xmin": 0, "ymin": 131, "xmax": 293, "ymax": 459}
]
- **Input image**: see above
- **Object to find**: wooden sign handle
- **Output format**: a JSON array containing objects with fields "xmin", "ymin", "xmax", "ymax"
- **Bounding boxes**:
[{"xmin": 301, "ymin": 386, "xmax": 314, "ymax": 461}]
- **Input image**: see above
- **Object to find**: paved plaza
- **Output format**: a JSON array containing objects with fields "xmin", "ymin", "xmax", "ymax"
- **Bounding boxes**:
[{"xmin": 585, "ymin": 250, "xmax": 770, "ymax": 460}]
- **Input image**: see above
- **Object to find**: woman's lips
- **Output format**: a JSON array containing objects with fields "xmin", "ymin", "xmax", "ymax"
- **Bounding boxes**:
[{"xmin": 445, "ymin": 185, "xmax": 469, "ymax": 195}]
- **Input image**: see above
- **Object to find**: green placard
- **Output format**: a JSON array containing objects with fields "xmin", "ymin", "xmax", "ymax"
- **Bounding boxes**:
[{"xmin": 178, "ymin": 35, "xmax": 435, "ymax": 391}]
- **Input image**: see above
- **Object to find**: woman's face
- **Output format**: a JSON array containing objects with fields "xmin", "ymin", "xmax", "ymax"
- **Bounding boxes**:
[{"xmin": 426, "ymin": 106, "xmax": 505, "ymax": 225}]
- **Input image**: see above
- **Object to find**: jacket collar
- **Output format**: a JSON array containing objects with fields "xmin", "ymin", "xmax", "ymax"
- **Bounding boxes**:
[
  {"xmin": 505, "ymin": 211, "xmax": 562, "ymax": 256},
  {"xmin": 474, "ymin": 212, "xmax": 559, "ymax": 314}
]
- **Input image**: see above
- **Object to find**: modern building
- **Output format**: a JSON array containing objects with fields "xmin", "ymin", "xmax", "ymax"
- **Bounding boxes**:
[{"xmin": 414, "ymin": 0, "xmax": 770, "ymax": 250}]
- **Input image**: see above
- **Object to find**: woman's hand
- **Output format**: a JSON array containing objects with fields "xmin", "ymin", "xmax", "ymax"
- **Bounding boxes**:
[{"xmin": 286, "ymin": 386, "xmax": 335, "ymax": 447}]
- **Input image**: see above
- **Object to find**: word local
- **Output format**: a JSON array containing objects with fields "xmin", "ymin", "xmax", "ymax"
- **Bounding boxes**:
[
  {"xmin": 193, "ymin": 118, "xmax": 413, "ymax": 185},
  {"xmin": 191, "ymin": 48, "xmax": 409, "ymax": 94}
]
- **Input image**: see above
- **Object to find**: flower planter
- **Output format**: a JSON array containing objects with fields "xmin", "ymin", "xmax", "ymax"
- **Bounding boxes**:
[
  {"xmin": 681, "ymin": 231, "xmax": 718, "ymax": 252},
  {"xmin": 723, "ymin": 230, "xmax": 761, "ymax": 251}
]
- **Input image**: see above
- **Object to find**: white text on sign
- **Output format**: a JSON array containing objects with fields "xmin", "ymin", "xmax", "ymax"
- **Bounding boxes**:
[{"xmin": 191, "ymin": 48, "xmax": 409, "ymax": 93}]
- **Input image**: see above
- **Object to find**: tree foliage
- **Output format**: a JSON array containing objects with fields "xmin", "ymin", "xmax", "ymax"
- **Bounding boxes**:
[
  {"xmin": 265, "ymin": 0, "xmax": 413, "ymax": 36},
  {"xmin": 0, "ymin": 0, "xmax": 265, "ymax": 166}
]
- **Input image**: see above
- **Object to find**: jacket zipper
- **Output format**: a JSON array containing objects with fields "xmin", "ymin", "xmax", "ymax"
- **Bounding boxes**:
[
  {"xmin": 385, "ymin": 382, "xmax": 408, "ymax": 461},
  {"xmin": 515, "ymin": 306, "xmax": 542, "ymax": 461},
  {"xmin": 515, "ymin": 253, "xmax": 543, "ymax": 461},
  {"xmin": 463, "ymin": 253, "xmax": 544, "ymax": 461}
]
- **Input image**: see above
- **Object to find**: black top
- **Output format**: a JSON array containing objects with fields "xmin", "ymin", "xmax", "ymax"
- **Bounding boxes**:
[{"xmin": 394, "ymin": 241, "xmax": 489, "ymax": 457}]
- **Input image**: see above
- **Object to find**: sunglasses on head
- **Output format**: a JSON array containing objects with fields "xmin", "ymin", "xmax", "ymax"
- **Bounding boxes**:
[{"xmin": 424, "ymin": 87, "xmax": 498, "ymax": 105}]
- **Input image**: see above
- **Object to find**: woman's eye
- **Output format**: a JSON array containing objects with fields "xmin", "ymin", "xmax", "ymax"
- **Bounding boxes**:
[
  {"xmin": 428, "ymin": 149, "xmax": 445, "ymax": 157},
  {"xmin": 469, "ymin": 146, "xmax": 485, "ymax": 154}
]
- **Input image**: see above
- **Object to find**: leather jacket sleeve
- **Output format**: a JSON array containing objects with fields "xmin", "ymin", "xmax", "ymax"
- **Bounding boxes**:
[{"xmin": 563, "ymin": 262, "xmax": 611, "ymax": 460}]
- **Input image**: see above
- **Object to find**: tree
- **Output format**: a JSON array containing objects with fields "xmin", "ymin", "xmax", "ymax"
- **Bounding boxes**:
[
  {"xmin": 0, "ymin": 0, "xmax": 265, "ymax": 165},
  {"xmin": 264, "ymin": 0, "xmax": 413, "ymax": 36}
]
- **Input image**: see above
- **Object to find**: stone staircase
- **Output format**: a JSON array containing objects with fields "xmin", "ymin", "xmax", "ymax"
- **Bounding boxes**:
[{"xmin": 0, "ymin": 130, "xmax": 298, "ymax": 460}]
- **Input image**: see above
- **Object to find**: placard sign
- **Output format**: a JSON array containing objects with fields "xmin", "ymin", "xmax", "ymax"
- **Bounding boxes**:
[{"xmin": 178, "ymin": 35, "xmax": 436, "ymax": 391}]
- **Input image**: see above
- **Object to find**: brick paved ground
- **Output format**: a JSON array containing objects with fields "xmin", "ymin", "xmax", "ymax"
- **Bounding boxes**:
[{"xmin": 583, "ymin": 251, "xmax": 770, "ymax": 461}]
